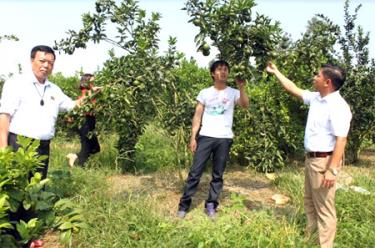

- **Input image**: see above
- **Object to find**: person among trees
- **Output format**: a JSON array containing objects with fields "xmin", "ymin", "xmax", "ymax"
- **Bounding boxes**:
[
  {"xmin": 66, "ymin": 73, "xmax": 101, "ymax": 167},
  {"xmin": 266, "ymin": 62, "xmax": 352, "ymax": 248},
  {"xmin": 177, "ymin": 60, "xmax": 249, "ymax": 219}
]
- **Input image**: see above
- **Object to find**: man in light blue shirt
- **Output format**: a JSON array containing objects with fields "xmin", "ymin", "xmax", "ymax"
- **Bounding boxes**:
[{"xmin": 266, "ymin": 62, "xmax": 352, "ymax": 248}]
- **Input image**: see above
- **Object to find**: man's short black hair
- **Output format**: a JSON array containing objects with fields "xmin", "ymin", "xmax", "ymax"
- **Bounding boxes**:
[
  {"xmin": 321, "ymin": 64, "xmax": 346, "ymax": 91},
  {"xmin": 30, "ymin": 45, "xmax": 56, "ymax": 60},
  {"xmin": 80, "ymin": 73, "xmax": 94, "ymax": 83},
  {"xmin": 210, "ymin": 60, "xmax": 230, "ymax": 75},
  {"xmin": 79, "ymin": 73, "xmax": 94, "ymax": 90}
]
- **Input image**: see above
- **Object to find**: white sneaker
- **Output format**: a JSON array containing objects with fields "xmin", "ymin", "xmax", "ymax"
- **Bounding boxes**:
[{"xmin": 66, "ymin": 153, "xmax": 78, "ymax": 167}]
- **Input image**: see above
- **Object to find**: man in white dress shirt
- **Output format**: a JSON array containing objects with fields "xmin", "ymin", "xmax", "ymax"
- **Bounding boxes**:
[
  {"xmin": 0, "ymin": 45, "xmax": 81, "ymax": 179},
  {"xmin": 266, "ymin": 62, "xmax": 352, "ymax": 248}
]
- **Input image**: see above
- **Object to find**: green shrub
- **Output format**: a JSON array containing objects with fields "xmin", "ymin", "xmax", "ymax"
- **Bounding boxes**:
[
  {"xmin": 232, "ymin": 81, "xmax": 304, "ymax": 172},
  {"xmin": 339, "ymin": 0, "xmax": 375, "ymax": 163},
  {"xmin": 48, "ymin": 73, "xmax": 81, "ymax": 138},
  {"xmin": 135, "ymin": 123, "xmax": 177, "ymax": 173},
  {"xmin": 49, "ymin": 72, "xmax": 80, "ymax": 99},
  {"xmin": 0, "ymin": 136, "xmax": 86, "ymax": 247}
]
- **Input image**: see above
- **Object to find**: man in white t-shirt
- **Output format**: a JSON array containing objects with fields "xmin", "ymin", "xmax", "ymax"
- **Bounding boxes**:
[
  {"xmin": 177, "ymin": 60, "xmax": 249, "ymax": 219},
  {"xmin": 266, "ymin": 62, "xmax": 352, "ymax": 248}
]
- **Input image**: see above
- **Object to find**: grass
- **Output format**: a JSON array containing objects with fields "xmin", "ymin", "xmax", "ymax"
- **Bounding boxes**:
[{"xmin": 46, "ymin": 134, "xmax": 375, "ymax": 248}]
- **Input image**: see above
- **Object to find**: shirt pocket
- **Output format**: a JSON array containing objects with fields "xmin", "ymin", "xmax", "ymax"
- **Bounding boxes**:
[{"xmin": 45, "ymin": 94, "xmax": 60, "ymax": 120}]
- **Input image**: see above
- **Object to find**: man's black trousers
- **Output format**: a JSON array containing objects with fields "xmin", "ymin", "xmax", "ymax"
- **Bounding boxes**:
[{"xmin": 178, "ymin": 135, "xmax": 233, "ymax": 211}]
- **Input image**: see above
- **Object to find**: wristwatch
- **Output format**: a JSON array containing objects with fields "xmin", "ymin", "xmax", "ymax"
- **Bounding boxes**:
[{"xmin": 328, "ymin": 168, "xmax": 339, "ymax": 176}]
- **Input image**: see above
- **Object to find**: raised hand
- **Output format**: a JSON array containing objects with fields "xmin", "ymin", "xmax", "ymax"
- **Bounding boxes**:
[
  {"xmin": 266, "ymin": 62, "xmax": 278, "ymax": 74},
  {"xmin": 235, "ymin": 78, "xmax": 246, "ymax": 89}
]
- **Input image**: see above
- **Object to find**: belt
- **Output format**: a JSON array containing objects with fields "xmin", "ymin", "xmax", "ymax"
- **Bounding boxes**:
[{"xmin": 307, "ymin": 151, "xmax": 333, "ymax": 158}]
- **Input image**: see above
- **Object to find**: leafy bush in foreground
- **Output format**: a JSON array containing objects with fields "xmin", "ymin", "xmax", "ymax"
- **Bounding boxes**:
[{"xmin": 0, "ymin": 137, "xmax": 86, "ymax": 247}]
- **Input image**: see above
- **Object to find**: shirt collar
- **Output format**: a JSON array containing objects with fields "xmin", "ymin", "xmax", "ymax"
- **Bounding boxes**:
[
  {"xmin": 316, "ymin": 90, "xmax": 340, "ymax": 102},
  {"xmin": 322, "ymin": 90, "xmax": 340, "ymax": 102},
  {"xmin": 28, "ymin": 72, "xmax": 51, "ymax": 87}
]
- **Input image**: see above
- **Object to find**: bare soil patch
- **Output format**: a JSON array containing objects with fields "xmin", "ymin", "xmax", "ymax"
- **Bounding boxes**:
[
  {"xmin": 106, "ymin": 165, "xmax": 278, "ymax": 217},
  {"xmin": 40, "ymin": 231, "xmax": 64, "ymax": 248}
]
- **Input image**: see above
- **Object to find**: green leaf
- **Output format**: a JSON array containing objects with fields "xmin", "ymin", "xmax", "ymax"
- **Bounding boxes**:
[
  {"xmin": 64, "ymin": 209, "xmax": 83, "ymax": 218},
  {"xmin": 23, "ymin": 200, "xmax": 32, "ymax": 210},
  {"xmin": 0, "ymin": 179, "xmax": 10, "ymax": 189},
  {"xmin": 0, "ymin": 195, "xmax": 9, "ymax": 208},
  {"xmin": 35, "ymin": 201, "xmax": 54, "ymax": 211},
  {"xmin": 16, "ymin": 220, "xmax": 30, "ymax": 240},
  {"xmin": 0, "ymin": 222, "xmax": 14, "ymax": 229},
  {"xmin": 54, "ymin": 199, "xmax": 74, "ymax": 210},
  {"xmin": 67, "ymin": 214, "xmax": 84, "ymax": 222},
  {"xmin": 58, "ymin": 221, "xmax": 74, "ymax": 230},
  {"xmin": 71, "ymin": 222, "xmax": 89, "ymax": 229},
  {"xmin": 27, "ymin": 218, "xmax": 38, "ymax": 228},
  {"xmin": 8, "ymin": 189, "xmax": 24, "ymax": 202},
  {"xmin": 59, "ymin": 229, "xmax": 72, "ymax": 244}
]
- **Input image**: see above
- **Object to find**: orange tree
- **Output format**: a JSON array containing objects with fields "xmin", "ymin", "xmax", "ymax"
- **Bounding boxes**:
[
  {"xmin": 184, "ymin": 0, "xmax": 282, "ymax": 80},
  {"xmin": 54, "ymin": 0, "xmax": 181, "ymax": 170},
  {"xmin": 338, "ymin": 0, "xmax": 375, "ymax": 162}
]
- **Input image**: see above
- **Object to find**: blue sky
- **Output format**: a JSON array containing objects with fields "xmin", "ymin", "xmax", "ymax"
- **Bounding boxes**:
[{"xmin": 0, "ymin": 0, "xmax": 374, "ymax": 76}]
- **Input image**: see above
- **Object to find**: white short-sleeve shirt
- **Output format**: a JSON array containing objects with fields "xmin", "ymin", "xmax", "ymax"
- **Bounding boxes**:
[
  {"xmin": 302, "ymin": 90, "xmax": 352, "ymax": 152},
  {"xmin": 0, "ymin": 72, "xmax": 75, "ymax": 140},
  {"xmin": 198, "ymin": 86, "xmax": 240, "ymax": 138}
]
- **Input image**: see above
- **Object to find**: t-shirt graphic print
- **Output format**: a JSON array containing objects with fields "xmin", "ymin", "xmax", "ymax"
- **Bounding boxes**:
[{"xmin": 197, "ymin": 86, "xmax": 240, "ymax": 138}]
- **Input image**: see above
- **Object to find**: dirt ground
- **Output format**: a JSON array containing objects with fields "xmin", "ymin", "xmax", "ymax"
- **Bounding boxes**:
[{"xmin": 106, "ymin": 165, "xmax": 278, "ymax": 217}]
